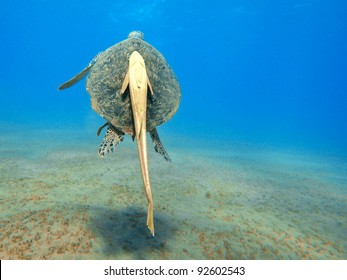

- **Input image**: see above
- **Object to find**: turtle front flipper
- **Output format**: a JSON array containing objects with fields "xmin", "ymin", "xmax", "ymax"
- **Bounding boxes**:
[
  {"xmin": 98, "ymin": 125, "xmax": 124, "ymax": 157},
  {"xmin": 150, "ymin": 128, "xmax": 171, "ymax": 162},
  {"xmin": 58, "ymin": 52, "xmax": 104, "ymax": 90},
  {"xmin": 58, "ymin": 64, "xmax": 93, "ymax": 90}
]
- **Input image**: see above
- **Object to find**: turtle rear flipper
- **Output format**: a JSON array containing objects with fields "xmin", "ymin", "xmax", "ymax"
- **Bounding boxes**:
[
  {"xmin": 150, "ymin": 128, "xmax": 171, "ymax": 162},
  {"xmin": 97, "ymin": 122, "xmax": 109, "ymax": 136},
  {"xmin": 98, "ymin": 125, "xmax": 124, "ymax": 157}
]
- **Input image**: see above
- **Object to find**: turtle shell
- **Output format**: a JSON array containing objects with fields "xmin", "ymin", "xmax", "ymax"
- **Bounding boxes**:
[{"xmin": 86, "ymin": 32, "xmax": 181, "ymax": 135}]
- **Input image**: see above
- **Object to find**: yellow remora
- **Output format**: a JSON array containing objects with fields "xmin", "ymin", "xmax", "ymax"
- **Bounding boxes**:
[{"xmin": 121, "ymin": 51, "xmax": 155, "ymax": 236}]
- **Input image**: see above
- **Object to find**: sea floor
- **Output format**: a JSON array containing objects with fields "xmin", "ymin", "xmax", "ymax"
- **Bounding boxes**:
[{"xmin": 0, "ymin": 125, "xmax": 346, "ymax": 259}]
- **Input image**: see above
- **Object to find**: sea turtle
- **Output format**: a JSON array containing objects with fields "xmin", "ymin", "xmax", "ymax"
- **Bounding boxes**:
[{"xmin": 58, "ymin": 31, "xmax": 181, "ymax": 236}]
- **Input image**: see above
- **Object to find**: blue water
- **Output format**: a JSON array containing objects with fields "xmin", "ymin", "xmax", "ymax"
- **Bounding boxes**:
[
  {"xmin": 1, "ymin": 0, "xmax": 346, "ymax": 155},
  {"xmin": 1, "ymin": 0, "xmax": 347, "ymax": 260}
]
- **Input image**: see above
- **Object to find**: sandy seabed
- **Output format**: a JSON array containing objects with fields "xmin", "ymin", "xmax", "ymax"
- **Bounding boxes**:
[{"xmin": 0, "ymin": 126, "xmax": 346, "ymax": 259}]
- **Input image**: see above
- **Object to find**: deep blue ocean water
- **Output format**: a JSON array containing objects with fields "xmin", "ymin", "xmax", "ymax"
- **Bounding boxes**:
[{"xmin": 1, "ymin": 0, "xmax": 346, "ymax": 153}]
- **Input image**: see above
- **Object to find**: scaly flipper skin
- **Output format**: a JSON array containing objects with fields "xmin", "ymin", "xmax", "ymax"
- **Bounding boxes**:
[
  {"xmin": 98, "ymin": 125, "xmax": 124, "ymax": 157},
  {"xmin": 58, "ymin": 64, "xmax": 93, "ymax": 90},
  {"xmin": 58, "ymin": 52, "xmax": 103, "ymax": 90},
  {"xmin": 150, "ymin": 128, "xmax": 171, "ymax": 162},
  {"xmin": 121, "ymin": 51, "xmax": 155, "ymax": 236}
]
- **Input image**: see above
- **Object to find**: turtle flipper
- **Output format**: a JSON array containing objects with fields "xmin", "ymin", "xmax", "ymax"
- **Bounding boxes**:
[
  {"xmin": 98, "ymin": 125, "xmax": 124, "ymax": 157},
  {"xmin": 58, "ymin": 64, "xmax": 93, "ymax": 90},
  {"xmin": 97, "ymin": 122, "xmax": 109, "ymax": 136},
  {"xmin": 150, "ymin": 128, "xmax": 171, "ymax": 162},
  {"xmin": 58, "ymin": 51, "xmax": 104, "ymax": 90}
]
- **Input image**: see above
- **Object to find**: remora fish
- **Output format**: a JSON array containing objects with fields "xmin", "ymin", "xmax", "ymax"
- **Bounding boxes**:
[{"xmin": 121, "ymin": 51, "xmax": 155, "ymax": 236}]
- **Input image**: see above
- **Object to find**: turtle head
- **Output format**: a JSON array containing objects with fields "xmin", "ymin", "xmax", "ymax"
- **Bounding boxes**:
[{"xmin": 128, "ymin": 30, "xmax": 144, "ymax": 40}]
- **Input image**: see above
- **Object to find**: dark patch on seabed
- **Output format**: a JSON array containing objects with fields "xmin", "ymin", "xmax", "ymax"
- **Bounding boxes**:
[{"xmin": 89, "ymin": 206, "xmax": 176, "ymax": 259}]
